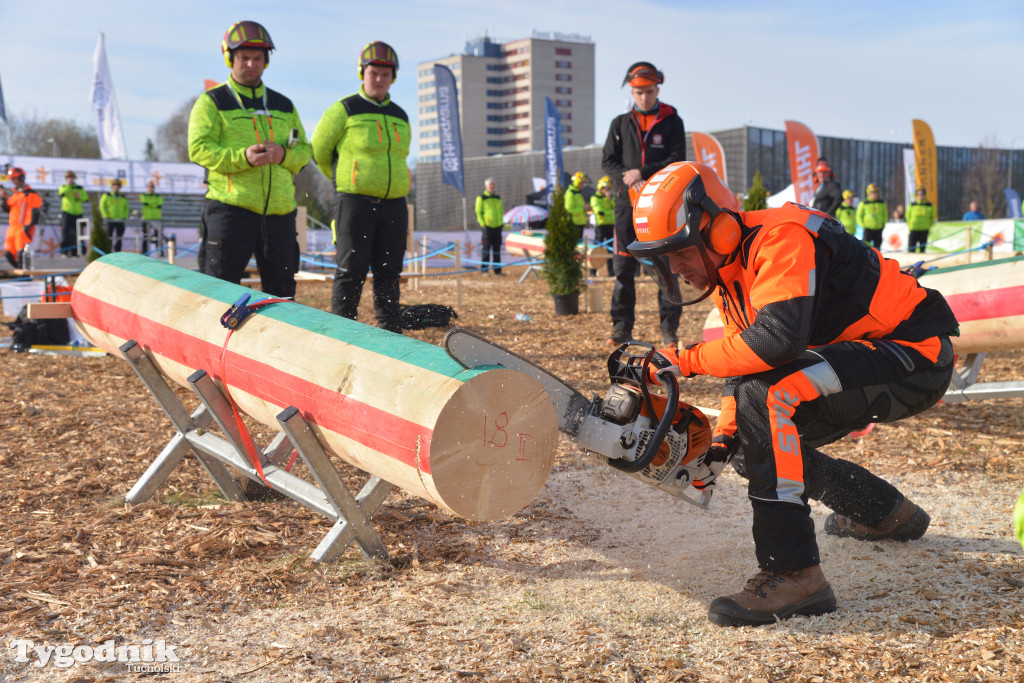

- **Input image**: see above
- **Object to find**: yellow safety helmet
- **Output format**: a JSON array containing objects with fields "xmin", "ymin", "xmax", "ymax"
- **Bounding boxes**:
[
  {"xmin": 597, "ymin": 175, "xmax": 612, "ymax": 190},
  {"xmin": 358, "ymin": 41, "xmax": 399, "ymax": 81},
  {"xmin": 866, "ymin": 183, "xmax": 879, "ymax": 194},
  {"xmin": 221, "ymin": 21, "xmax": 275, "ymax": 68},
  {"xmin": 571, "ymin": 172, "xmax": 590, "ymax": 188}
]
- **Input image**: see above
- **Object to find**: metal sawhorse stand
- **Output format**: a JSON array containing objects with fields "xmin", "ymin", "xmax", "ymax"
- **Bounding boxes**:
[
  {"xmin": 119, "ymin": 340, "xmax": 395, "ymax": 562},
  {"xmin": 943, "ymin": 352, "xmax": 1024, "ymax": 403}
]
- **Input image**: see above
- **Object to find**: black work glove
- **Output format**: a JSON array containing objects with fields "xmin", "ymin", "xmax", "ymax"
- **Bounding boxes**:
[{"xmin": 692, "ymin": 434, "xmax": 739, "ymax": 491}]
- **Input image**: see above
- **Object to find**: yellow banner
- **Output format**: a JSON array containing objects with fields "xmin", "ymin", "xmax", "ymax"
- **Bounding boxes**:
[{"xmin": 912, "ymin": 119, "xmax": 938, "ymax": 207}]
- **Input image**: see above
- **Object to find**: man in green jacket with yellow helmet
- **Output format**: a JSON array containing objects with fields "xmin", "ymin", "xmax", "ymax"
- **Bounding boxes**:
[
  {"xmin": 564, "ymin": 172, "xmax": 590, "ymax": 242},
  {"xmin": 475, "ymin": 178, "xmax": 504, "ymax": 275},
  {"xmin": 856, "ymin": 182, "xmax": 888, "ymax": 249},
  {"xmin": 906, "ymin": 187, "xmax": 937, "ymax": 253},
  {"xmin": 99, "ymin": 179, "xmax": 129, "ymax": 253},
  {"xmin": 590, "ymin": 175, "xmax": 616, "ymax": 276},
  {"xmin": 58, "ymin": 171, "xmax": 86, "ymax": 257},
  {"xmin": 312, "ymin": 41, "xmax": 411, "ymax": 333},
  {"xmin": 835, "ymin": 190, "xmax": 857, "ymax": 236},
  {"xmin": 188, "ymin": 20, "xmax": 311, "ymax": 297}
]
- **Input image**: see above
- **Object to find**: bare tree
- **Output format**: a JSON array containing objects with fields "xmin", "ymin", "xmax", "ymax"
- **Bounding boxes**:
[
  {"xmin": 0, "ymin": 113, "xmax": 100, "ymax": 157},
  {"xmin": 963, "ymin": 136, "xmax": 1007, "ymax": 218},
  {"xmin": 294, "ymin": 163, "xmax": 335, "ymax": 226},
  {"xmin": 155, "ymin": 97, "xmax": 198, "ymax": 162}
]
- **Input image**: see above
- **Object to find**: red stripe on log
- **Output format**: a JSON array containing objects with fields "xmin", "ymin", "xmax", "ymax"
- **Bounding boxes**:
[
  {"xmin": 942, "ymin": 285, "xmax": 1024, "ymax": 323},
  {"xmin": 74, "ymin": 291, "xmax": 432, "ymax": 472}
]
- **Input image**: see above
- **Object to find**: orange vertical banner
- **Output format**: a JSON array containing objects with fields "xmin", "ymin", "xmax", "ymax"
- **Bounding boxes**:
[
  {"xmin": 691, "ymin": 132, "xmax": 728, "ymax": 184},
  {"xmin": 784, "ymin": 120, "xmax": 819, "ymax": 206},
  {"xmin": 912, "ymin": 119, "xmax": 938, "ymax": 208}
]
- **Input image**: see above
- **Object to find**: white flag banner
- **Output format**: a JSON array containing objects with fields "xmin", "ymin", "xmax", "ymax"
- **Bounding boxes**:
[
  {"xmin": 903, "ymin": 148, "xmax": 917, "ymax": 210},
  {"xmin": 90, "ymin": 33, "xmax": 126, "ymax": 160}
]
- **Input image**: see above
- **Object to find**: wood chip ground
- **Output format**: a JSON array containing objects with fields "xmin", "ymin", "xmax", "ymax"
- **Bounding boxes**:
[{"xmin": 1, "ymin": 269, "xmax": 1022, "ymax": 682}]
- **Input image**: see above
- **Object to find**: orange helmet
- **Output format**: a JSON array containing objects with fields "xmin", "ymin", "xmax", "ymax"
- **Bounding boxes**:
[
  {"xmin": 222, "ymin": 21, "xmax": 275, "ymax": 68},
  {"xmin": 6, "ymin": 167, "xmax": 26, "ymax": 181},
  {"xmin": 629, "ymin": 162, "xmax": 741, "ymax": 305},
  {"xmin": 359, "ymin": 41, "xmax": 399, "ymax": 80},
  {"xmin": 814, "ymin": 158, "xmax": 831, "ymax": 174},
  {"xmin": 622, "ymin": 61, "xmax": 664, "ymax": 88}
]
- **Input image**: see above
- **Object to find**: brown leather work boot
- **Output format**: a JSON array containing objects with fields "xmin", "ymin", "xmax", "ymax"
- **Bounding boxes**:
[
  {"xmin": 708, "ymin": 565, "xmax": 837, "ymax": 627},
  {"xmin": 824, "ymin": 496, "xmax": 930, "ymax": 542}
]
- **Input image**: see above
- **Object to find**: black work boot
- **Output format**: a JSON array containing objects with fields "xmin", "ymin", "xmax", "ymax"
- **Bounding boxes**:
[
  {"xmin": 708, "ymin": 565, "xmax": 837, "ymax": 627},
  {"xmin": 824, "ymin": 495, "xmax": 930, "ymax": 541}
]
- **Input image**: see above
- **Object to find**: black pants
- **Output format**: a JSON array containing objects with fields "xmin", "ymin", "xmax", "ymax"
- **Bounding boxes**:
[
  {"xmin": 200, "ymin": 200, "xmax": 298, "ymax": 298},
  {"xmin": 106, "ymin": 221, "xmax": 125, "ymax": 253},
  {"xmin": 480, "ymin": 226, "xmax": 502, "ymax": 273},
  {"xmin": 609, "ymin": 201, "xmax": 681, "ymax": 341},
  {"xmin": 863, "ymin": 228, "xmax": 884, "ymax": 250},
  {"xmin": 142, "ymin": 221, "xmax": 163, "ymax": 256},
  {"xmin": 594, "ymin": 224, "xmax": 614, "ymax": 276},
  {"xmin": 330, "ymin": 193, "xmax": 407, "ymax": 333},
  {"xmin": 61, "ymin": 212, "xmax": 81, "ymax": 255},
  {"xmin": 730, "ymin": 337, "xmax": 954, "ymax": 570},
  {"xmin": 908, "ymin": 230, "xmax": 928, "ymax": 253}
]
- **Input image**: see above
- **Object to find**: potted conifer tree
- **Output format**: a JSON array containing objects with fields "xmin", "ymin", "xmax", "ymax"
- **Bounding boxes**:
[{"xmin": 542, "ymin": 185, "xmax": 584, "ymax": 315}]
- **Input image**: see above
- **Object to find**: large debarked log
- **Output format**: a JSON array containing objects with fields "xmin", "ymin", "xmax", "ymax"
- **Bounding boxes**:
[{"xmin": 71, "ymin": 253, "xmax": 558, "ymax": 521}]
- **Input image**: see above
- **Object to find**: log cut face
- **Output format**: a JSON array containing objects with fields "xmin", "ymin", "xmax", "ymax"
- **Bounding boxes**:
[{"xmin": 71, "ymin": 253, "xmax": 558, "ymax": 521}]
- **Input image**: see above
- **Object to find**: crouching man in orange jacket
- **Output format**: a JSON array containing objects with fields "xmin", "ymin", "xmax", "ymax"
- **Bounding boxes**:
[{"xmin": 630, "ymin": 162, "xmax": 958, "ymax": 627}]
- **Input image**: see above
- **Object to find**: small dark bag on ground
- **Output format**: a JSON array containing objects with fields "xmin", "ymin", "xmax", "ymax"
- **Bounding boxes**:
[
  {"xmin": 400, "ymin": 304, "xmax": 459, "ymax": 330},
  {"xmin": 5, "ymin": 304, "xmax": 70, "ymax": 352}
]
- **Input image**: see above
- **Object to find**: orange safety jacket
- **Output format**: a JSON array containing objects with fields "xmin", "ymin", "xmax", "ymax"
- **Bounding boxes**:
[
  {"xmin": 689, "ymin": 203, "xmax": 957, "ymax": 439},
  {"xmin": 3, "ymin": 186, "xmax": 42, "ymax": 255}
]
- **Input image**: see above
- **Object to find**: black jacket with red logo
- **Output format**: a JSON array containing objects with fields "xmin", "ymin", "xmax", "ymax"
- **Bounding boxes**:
[{"xmin": 602, "ymin": 102, "xmax": 686, "ymax": 201}]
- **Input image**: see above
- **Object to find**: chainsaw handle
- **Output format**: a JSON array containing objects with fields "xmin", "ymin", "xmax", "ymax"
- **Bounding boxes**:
[{"xmin": 608, "ymin": 368, "xmax": 679, "ymax": 474}]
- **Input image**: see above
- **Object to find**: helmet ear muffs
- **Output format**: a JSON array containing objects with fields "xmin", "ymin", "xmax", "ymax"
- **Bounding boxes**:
[{"xmin": 706, "ymin": 211, "xmax": 740, "ymax": 255}]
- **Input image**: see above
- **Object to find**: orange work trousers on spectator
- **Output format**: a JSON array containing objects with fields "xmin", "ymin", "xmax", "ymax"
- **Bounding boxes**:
[{"xmin": 5, "ymin": 223, "xmax": 34, "ymax": 256}]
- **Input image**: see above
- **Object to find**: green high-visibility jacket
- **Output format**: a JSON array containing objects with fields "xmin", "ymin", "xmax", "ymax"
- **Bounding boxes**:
[
  {"xmin": 565, "ymin": 186, "xmax": 587, "ymax": 225},
  {"xmin": 140, "ymin": 193, "xmax": 163, "ymax": 220},
  {"xmin": 188, "ymin": 75, "xmax": 311, "ymax": 215},
  {"xmin": 835, "ymin": 203, "xmax": 857, "ymax": 235},
  {"xmin": 311, "ymin": 86, "xmax": 411, "ymax": 199},
  {"xmin": 856, "ymin": 198, "xmax": 888, "ymax": 231},
  {"xmin": 590, "ymin": 193, "xmax": 615, "ymax": 226},
  {"xmin": 58, "ymin": 183, "xmax": 86, "ymax": 215},
  {"xmin": 100, "ymin": 192, "xmax": 129, "ymax": 220},
  {"xmin": 906, "ymin": 200, "xmax": 936, "ymax": 232},
  {"xmin": 475, "ymin": 191, "xmax": 504, "ymax": 228}
]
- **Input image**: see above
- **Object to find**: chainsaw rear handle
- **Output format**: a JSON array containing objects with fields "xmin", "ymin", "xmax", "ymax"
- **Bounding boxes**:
[{"xmin": 608, "ymin": 368, "xmax": 679, "ymax": 474}]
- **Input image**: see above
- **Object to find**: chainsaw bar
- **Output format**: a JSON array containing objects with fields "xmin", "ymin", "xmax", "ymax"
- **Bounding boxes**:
[{"xmin": 444, "ymin": 328, "xmax": 593, "ymax": 437}]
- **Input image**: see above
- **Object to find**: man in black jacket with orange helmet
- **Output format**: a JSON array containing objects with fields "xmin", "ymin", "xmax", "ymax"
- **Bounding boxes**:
[{"xmin": 602, "ymin": 61, "xmax": 686, "ymax": 348}]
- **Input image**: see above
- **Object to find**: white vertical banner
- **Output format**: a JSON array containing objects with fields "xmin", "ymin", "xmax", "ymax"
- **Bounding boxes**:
[
  {"xmin": 90, "ymin": 32, "xmax": 127, "ymax": 160},
  {"xmin": 903, "ymin": 148, "xmax": 916, "ymax": 210}
]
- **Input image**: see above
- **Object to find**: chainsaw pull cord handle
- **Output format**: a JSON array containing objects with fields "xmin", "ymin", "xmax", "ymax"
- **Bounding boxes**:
[{"xmin": 608, "ymin": 367, "xmax": 679, "ymax": 474}]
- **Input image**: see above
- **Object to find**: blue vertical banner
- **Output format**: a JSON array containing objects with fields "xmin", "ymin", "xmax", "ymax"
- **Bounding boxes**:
[
  {"xmin": 544, "ymin": 97, "xmax": 565, "ymax": 206},
  {"xmin": 433, "ymin": 64, "xmax": 464, "ymax": 196},
  {"xmin": 1004, "ymin": 188, "xmax": 1022, "ymax": 218}
]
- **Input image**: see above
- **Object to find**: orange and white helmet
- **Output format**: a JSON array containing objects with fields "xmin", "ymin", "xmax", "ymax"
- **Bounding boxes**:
[{"xmin": 628, "ymin": 162, "xmax": 741, "ymax": 305}]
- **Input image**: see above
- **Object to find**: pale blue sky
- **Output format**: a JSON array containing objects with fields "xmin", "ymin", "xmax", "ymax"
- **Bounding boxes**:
[{"xmin": 2, "ymin": 0, "xmax": 1022, "ymax": 161}]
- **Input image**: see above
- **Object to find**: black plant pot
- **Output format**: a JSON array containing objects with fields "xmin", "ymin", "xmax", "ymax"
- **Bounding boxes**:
[{"xmin": 552, "ymin": 292, "xmax": 580, "ymax": 316}]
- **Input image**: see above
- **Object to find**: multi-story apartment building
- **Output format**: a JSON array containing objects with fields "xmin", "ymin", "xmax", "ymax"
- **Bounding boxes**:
[{"xmin": 417, "ymin": 32, "xmax": 595, "ymax": 163}]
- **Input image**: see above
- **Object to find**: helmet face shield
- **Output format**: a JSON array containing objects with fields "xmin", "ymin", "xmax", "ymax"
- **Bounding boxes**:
[{"xmin": 636, "ymin": 246, "xmax": 717, "ymax": 306}]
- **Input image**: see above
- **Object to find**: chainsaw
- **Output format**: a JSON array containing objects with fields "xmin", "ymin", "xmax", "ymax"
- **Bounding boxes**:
[{"xmin": 444, "ymin": 328, "xmax": 715, "ymax": 509}]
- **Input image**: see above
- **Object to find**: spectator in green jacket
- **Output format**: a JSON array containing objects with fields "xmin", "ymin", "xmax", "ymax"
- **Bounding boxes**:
[
  {"xmin": 188, "ymin": 20, "xmax": 312, "ymax": 297},
  {"xmin": 590, "ymin": 175, "xmax": 616, "ymax": 276},
  {"xmin": 99, "ymin": 179, "xmax": 130, "ymax": 253},
  {"xmin": 58, "ymin": 171, "xmax": 86, "ymax": 257},
  {"xmin": 139, "ymin": 181, "xmax": 164, "ymax": 255},
  {"xmin": 906, "ymin": 188, "xmax": 937, "ymax": 253},
  {"xmin": 835, "ymin": 190, "xmax": 857, "ymax": 236},
  {"xmin": 475, "ymin": 178, "xmax": 504, "ymax": 275},
  {"xmin": 856, "ymin": 183, "xmax": 888, "ymax": 249},
  {"xmin": 312, "ymin": 40, "xmax": 410, "ymax": 332},
  {"xmin": 565, "ymin": 172, "xmax": 590, "ymax": 241}
]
